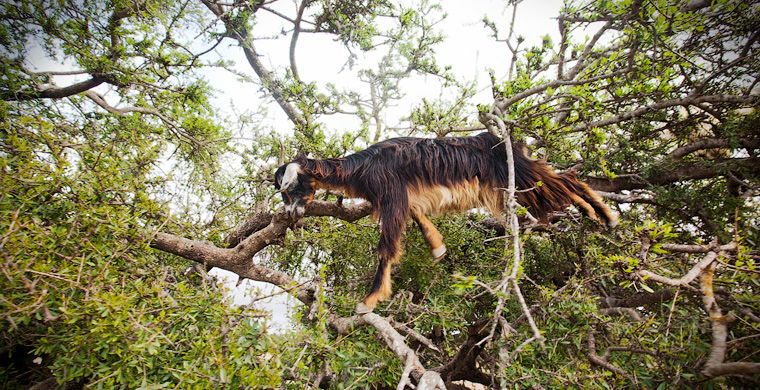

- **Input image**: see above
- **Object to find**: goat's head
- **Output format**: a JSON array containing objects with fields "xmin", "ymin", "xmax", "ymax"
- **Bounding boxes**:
[{"xmin": 274, "ymin": 161, "xmax": 315, "ymax": 219}]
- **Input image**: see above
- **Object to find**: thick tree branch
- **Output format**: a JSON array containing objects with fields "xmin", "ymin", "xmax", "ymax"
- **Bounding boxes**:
[
  {"xmin": 150, "ymin": 209, "xmax": 315, "ymax": 303},
  {"xmin": 389, "ymin": 317, "xmax": 440, "ymax": 353},
  {"xmin": 667, "ymin": 137, "xmax": 759, "ymax": 160},
  {"xmin": 586, "ymin": 158, "xmax": 759, "ymax": 192},
  {"xmin": 433, "ymin": 319, "xmax": 495, "ymax": 386},
  {"xmin": 636, "ymin": 242, "xmax": 737, "ymax": 291},
  {"xmin": 226, "ymin": 206, "xmax": 276, "ymax": 247},
  {"xmin": 151, "ymin": 199, "xmax": 373, "ymax": 307},
  {"xmin": 360, "ymin": 313, "xmax": 446, "ymax": 389},
  {"xmin": 661, "ymin": 242, "xmax": 737, "ymax": 254},
  {"xmin": 597, "ymin": 190, "xmax": 655, "ymax": 204},
  {"xmin": 637, "ymin": 250, "xmax": 718, "ymax": 290},
  {"xmin": 1, "ymin": 77, "xmax": 104, "ymax": 101},
  {"xmin": 226, "ymin": 200, "xmax": 372, "ymax": 247},
  {"xmin": 599, "ymin": 288, "xmax": 675, "ymax": 309}
]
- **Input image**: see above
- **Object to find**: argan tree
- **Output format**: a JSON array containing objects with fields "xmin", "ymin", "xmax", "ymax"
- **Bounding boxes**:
[{"xmin": 1, "ymin": 0, "xmax": 758, "ymax": 388}]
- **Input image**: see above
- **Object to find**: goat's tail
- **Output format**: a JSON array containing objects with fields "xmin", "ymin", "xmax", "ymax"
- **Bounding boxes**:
[{"xmin": 514, "ymin": 155, "xmax": 618, "ymax": 228}]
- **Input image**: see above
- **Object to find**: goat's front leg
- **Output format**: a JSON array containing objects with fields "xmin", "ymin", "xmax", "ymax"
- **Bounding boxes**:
[
  {"xmin": 357, "ymin": 207, "xmax": 407, "ymax": 314},
  {"xmin": 412, "ymin": 211, "xmax": 446, "ymax": 262}
]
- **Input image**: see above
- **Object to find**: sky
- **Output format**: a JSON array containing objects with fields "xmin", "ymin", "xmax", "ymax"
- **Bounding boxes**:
[{"xmin": 205, "ymin": 0, "xmax": 566, "ymax": 138}]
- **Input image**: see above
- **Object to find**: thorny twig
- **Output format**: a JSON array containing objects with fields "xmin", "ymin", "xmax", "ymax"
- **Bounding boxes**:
[{"xmin": 476, "ymin": 100, "xmax": 544, "ymax": 382}]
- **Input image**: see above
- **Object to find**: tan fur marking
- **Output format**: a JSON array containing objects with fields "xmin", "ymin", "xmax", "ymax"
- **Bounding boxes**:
[
  {"xmin": 569, "ymin": 193, "xmax": 598, "ymax": 220},
  {"xmin": 361, "ymin": 261, "xmax": 394, "ymax": 309},
  {"xmin": 576, "ymin": 182, "xmax": 605, "ymax": 206},
  {"xmin": 579, "ymin": 182, "xmax": 619, "ymax": 227},
  {"xmin": 361, "ymin": 246, "xmax": 403, "ymax": 310},
  {"xmin": 412, "ymin": 211, "xmax": 444, "ymax": 253},
  {"xmin": 407, "ymin": 179, "xmax": 503, "ymax": 217},
  {"xmin": 312, "ymin": 180, "xmax": 363, "ymax": 199}
]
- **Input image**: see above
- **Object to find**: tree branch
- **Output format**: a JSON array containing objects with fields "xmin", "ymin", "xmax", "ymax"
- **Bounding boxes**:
[
  {"xmin": 565, "ymin": 20, "xmax": 613, "ymax": 80},
  {"xmin": 289, "ymin": 0, "xmax": 311, "ymax": 82},
  {"xmin": 700, "ymin": 263, "xmax": 760, "ymax": 378},
  {"xmin": 597, "ymin": 190, "xmax": 655, "ymax": 204},
  {"xmin": 599, "ymin": 288, "xmax": 674, "ymax": 308},
  {"xmin": 1, "ymin": 77, "xmax": 104, "ymax": 101},
  {"xmin": 637, "ymin": 250, "xmax": 718, "ymax": 290},
  {"xmin": 636, "ymin": 241, "xmax": 737, "ymax": 291},
  {"xmin": 667, "ymin": 137, "xmax": 759, "ymax": 160},
  {"xmin": 151, "ymin": 199, "xmax": 373, "ymax": 307},
  {"xmin": 226, "ymin": 200, "xmax": 372, "ymax": 247},
  {"xmin": 433, "ymin": 318, "xmax": 495, "ymax": 386},
  {"xmin": 494, "ymin": 69, "xmax": 627, "ymax": 111},
  {"xmin": 586, "ymin": 158, "xmax": 759, "ymax": 192},
  {"xmin": 84, "ymin": 90, "xmax": 202, "ymax": 146},
  {"xmin": 201, "ymin": 0, "xmax": 308, "ymax": 128},
  {"xmin": 2, "ymin": 1, "xmax": 147, "ymax": 101},
  {"xmin": 360, "ymin": 313, "xmax": 446, "ymax": 389},
  {"xmin": 573, "ymin": 94, "xmax": 760, "ymax": 133},
  {"xmin": 587, "ymin": 330, "xmax": 632, "ymax": 379}
]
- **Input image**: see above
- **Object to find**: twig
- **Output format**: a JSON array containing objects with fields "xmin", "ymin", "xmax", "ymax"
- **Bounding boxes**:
[
  {"xmin": 636, "ymin": 249, "xmax": 722, "ymax": 290},
  {"xmin": 665, "ymin": 287, "xmax": 680, "ymax": 339},
  {"xmin": 390, "ymin": 319, "xmax": 441, "ymax": 353},
  {"xmin": 600, "ymin": 307, "xmax": 642, "ymax": 321},
  {"xmin": 587, "ymin": 330, "xmax": 632, "ymax": 379}
]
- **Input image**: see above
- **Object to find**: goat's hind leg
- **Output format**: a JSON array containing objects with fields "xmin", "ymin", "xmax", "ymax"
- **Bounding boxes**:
[
  {"xmin": 579, "ymin": 182, "xmax": 618, "ymax": 228},
  {"xmin": 566, "ymin": 178, "xmax": 618, "ymax": 228},
  {"xmin": 412, "ymin": 211, "xmax": 446, "ymax": 262}
]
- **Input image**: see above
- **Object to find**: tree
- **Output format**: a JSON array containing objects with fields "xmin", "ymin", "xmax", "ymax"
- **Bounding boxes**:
[{"xmin": 1, "ymin": 0, "xmax": 759, "ymax": 388}]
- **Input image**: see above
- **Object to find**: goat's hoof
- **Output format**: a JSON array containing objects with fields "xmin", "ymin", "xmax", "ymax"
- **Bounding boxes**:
[
  {"xmin": 432, "ymin": 245, "xmax": 447, "ymax": 263},
  {"xmin": 356, "ymin": 302, "xmax": 374, "ymax": 314}
]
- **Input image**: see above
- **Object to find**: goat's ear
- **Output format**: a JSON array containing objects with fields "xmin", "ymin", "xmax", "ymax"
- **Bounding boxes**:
[{"xmin": 280, "ymin": 162, "xmax": 301, "ymax": 190}]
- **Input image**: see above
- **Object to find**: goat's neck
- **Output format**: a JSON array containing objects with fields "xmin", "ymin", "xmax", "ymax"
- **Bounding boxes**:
[{"xmin": 301, "ymin": 158, "xmax": 356, "ymax": 195}]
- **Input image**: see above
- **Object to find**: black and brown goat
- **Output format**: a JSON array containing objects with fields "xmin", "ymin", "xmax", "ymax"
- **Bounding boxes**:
[{"xmin": 274, "ymin": 132, "xmax": 617, "ymax": 313}]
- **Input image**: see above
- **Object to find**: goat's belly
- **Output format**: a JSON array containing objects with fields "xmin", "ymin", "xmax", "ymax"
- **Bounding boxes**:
[{"xmin": 408, "ymin": 179, "xmax": 501, "ymax": 216}]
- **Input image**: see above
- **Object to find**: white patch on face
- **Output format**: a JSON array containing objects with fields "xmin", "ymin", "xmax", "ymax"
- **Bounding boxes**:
[
  {"xmin": 284, "ymin": 203, "xmax": 306, "ymax": 218},
  {"xmin": 280, "ymin": 163, "xmax": 300, "ymax": 190}
]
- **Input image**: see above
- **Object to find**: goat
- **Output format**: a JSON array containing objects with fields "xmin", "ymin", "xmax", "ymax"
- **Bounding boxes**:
[{"xmin": 273, "ymin": 132, "xmax": 617, "ymax": 313}]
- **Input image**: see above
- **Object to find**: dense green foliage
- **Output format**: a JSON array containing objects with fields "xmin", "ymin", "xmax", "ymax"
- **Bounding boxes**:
[{"xmin": 1, "ymin": 0, "xmax": 759, "ymax": 388}]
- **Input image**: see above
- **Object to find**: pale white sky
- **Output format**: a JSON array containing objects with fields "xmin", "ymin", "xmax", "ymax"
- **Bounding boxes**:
[{"xmin": 206, "ymin": 0, "xmax": 566, "ymax": 138}]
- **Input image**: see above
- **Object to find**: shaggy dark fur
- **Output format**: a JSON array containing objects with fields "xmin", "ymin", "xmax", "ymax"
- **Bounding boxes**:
[{"xmin": 274, "ymin": 132, "xmax": 616, "ymax": 312}]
